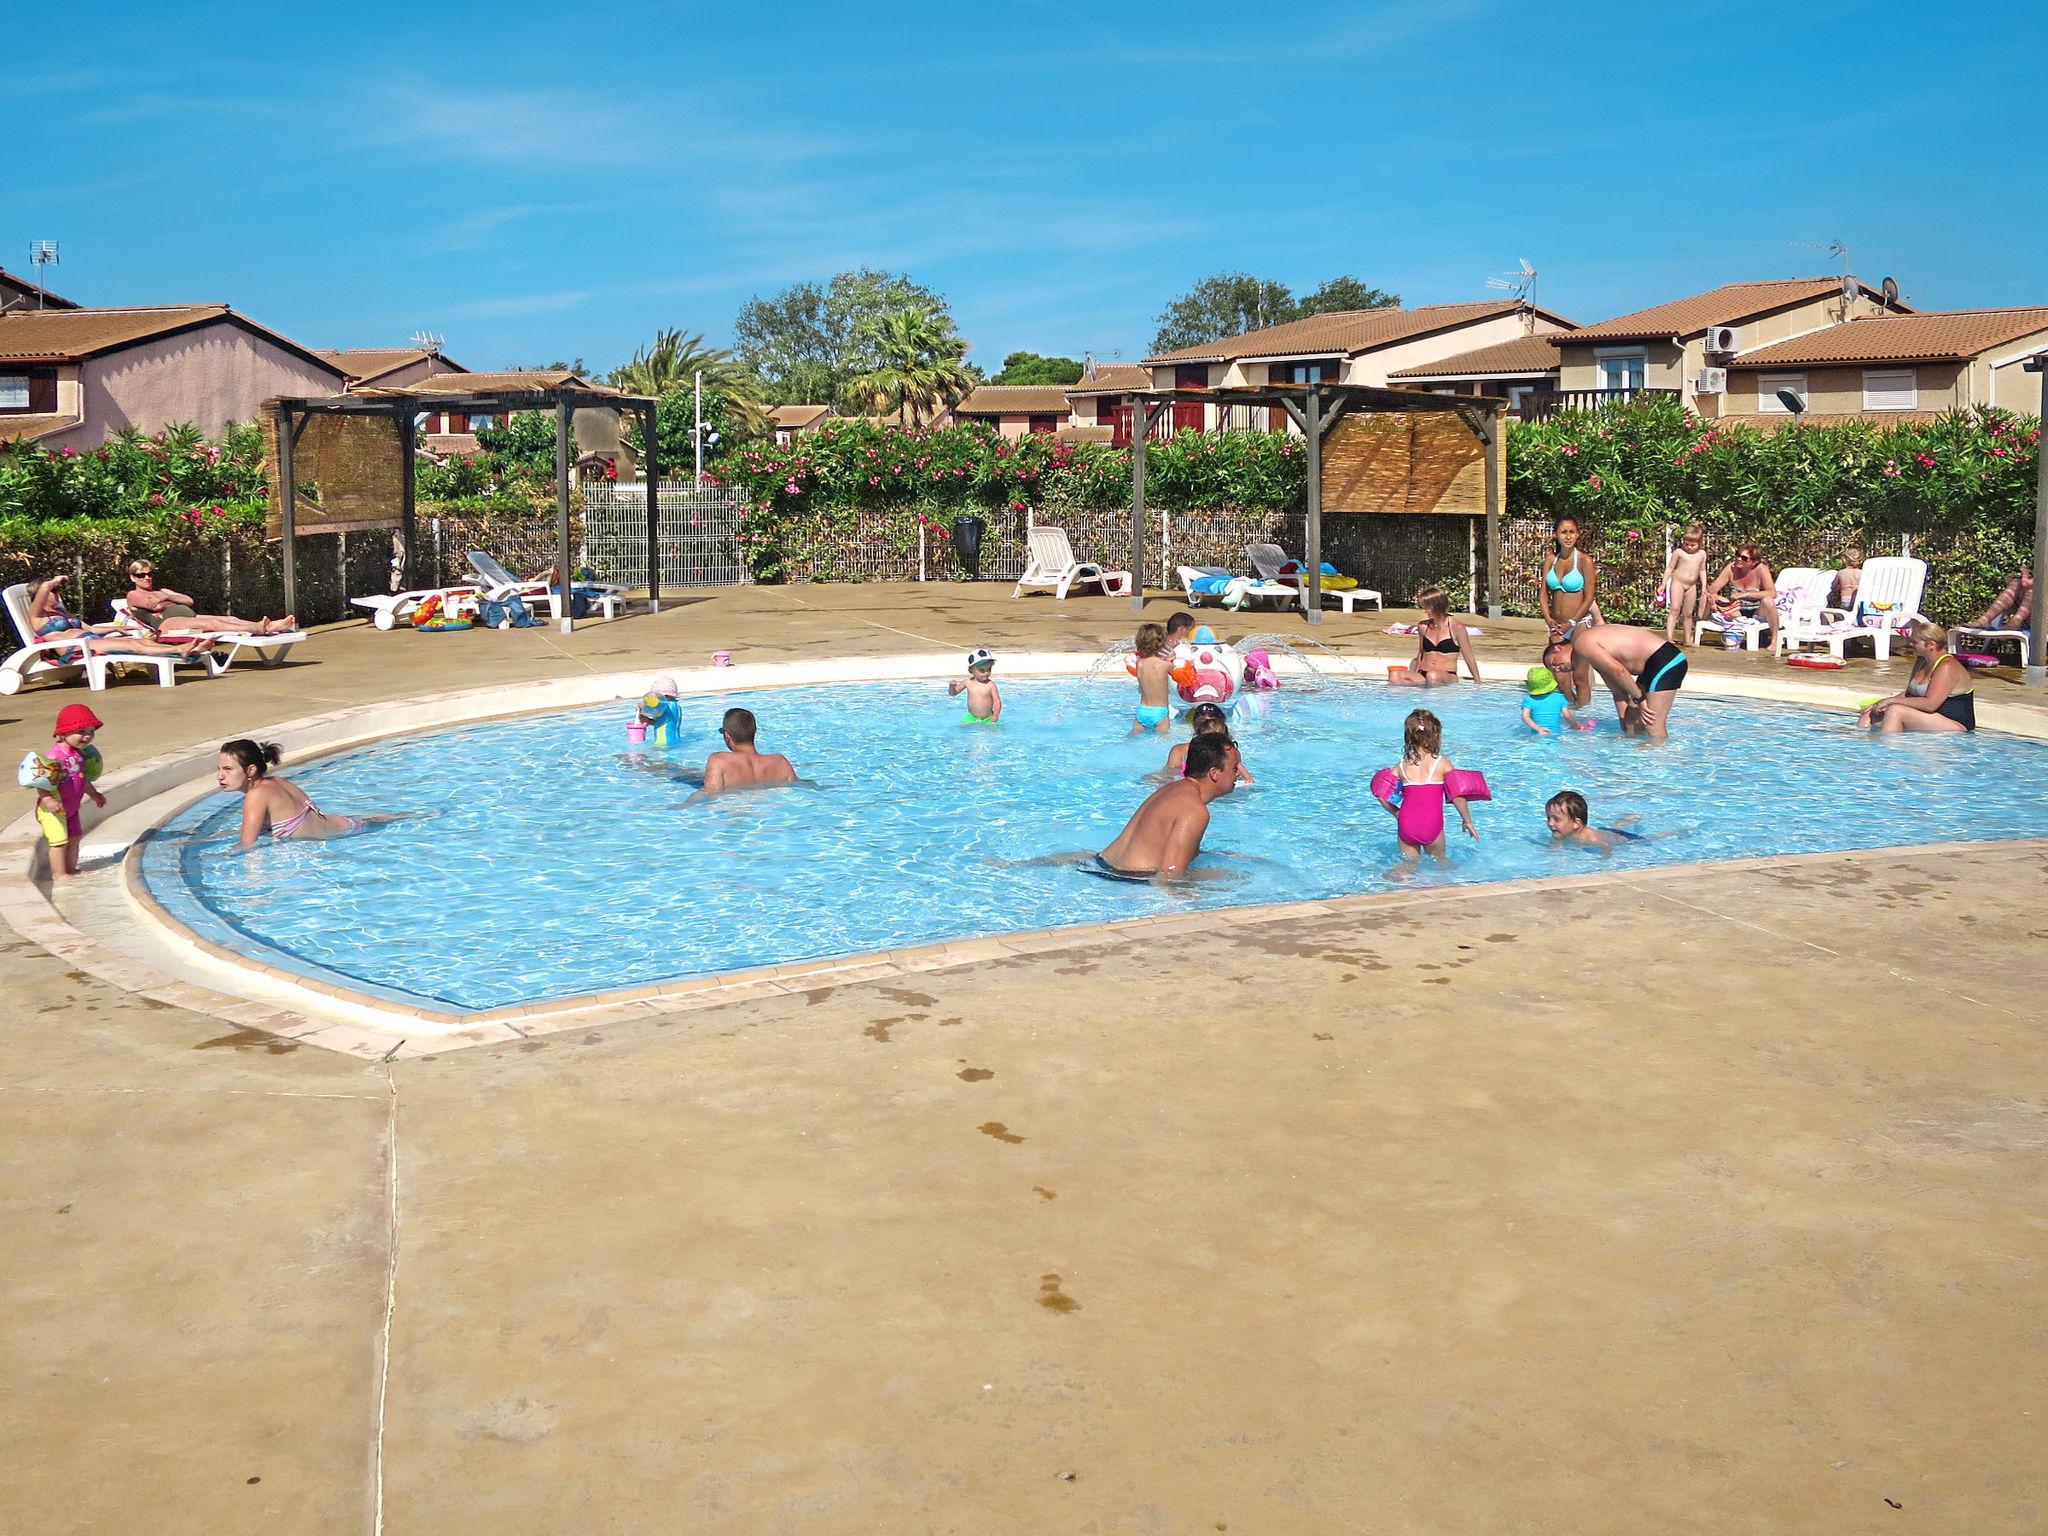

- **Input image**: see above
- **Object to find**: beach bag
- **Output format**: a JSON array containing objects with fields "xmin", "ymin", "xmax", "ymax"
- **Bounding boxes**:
[{"xmin": 480, "ymin": 594, "xmax": 540, "ymax": 629}]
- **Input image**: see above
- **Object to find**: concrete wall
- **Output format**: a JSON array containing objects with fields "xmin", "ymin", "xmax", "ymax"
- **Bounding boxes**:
[
  {"xmin": 1722, "ymin": 362, "xmax": 1965, "ymax": 416},
  {"xmin": 1981, "ymin": 327, "xmax": 2048, "ymax": 409},
  {"xmin": 44, "ymin": 322, "xmax": 346, "ymax": 449}
]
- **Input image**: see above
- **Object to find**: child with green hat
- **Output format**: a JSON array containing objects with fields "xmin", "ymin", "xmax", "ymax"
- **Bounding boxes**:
[{"xmin": 1520, "ymin": 664, "xmax": 1589, "ymax": 735}]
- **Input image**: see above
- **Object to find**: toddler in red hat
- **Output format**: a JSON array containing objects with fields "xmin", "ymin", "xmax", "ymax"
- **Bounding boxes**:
[{"xmin": 34, "ymin": 703, "xmax": 108, "ymax": 878}]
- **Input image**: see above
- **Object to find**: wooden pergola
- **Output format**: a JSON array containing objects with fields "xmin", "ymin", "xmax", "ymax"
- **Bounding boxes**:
[
  {"xmin": 1122, "ymin": 382, "xmax": 1509, "ymax": 622},
  {"xmin": 268, "ymin": 374, "xmax": 662, "ymax": 632}
]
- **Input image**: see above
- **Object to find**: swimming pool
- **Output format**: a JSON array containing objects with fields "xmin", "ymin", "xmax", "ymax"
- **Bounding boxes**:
[{"xmin": 136, "ymin": 678, "xmax": 2048, "ymax": 1012}]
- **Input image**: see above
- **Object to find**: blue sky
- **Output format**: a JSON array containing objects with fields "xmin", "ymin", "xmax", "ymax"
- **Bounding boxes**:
[{"xmin": 6, "ymin": 0, "xmax": 2042, "ymax": 377}]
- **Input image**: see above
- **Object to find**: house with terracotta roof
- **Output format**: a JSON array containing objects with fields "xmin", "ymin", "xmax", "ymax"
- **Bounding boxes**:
[
  {"xmin": 1062, "ymin": 363, "xmax": 1152, "ymax": 443},
  {"xmin": 768, "ymin": 404, "xmax": 832, "ymax": 444},
  {"xmin": 1384, "ymin": 334, "xmax": 1572, "ymax": 413},
  {"xmin": 1719, "ymin": 307, "xmax": 2048, "ymax": 425},
  {"xmin": 947, "ymin": 383, "xmax": 1077, "ymax": 438},
  {"xmin": 1141, "ymin": 300, "xmax": 1576, "ymax": 432},
  {"xmin": 0, "ymin": 304, "xmax": 350, "ymax": 448},
  {"xmin": 1553, "ymin": 276, "xmax": 1900, "ymax": 415},
  {"xmin": 318, "ymin": 346, "xmax": 478, "ymax": 440}
]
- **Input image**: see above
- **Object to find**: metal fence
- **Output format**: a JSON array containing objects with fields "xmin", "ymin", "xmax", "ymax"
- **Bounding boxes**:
[{"xmin": 582, "ymin": 477, "xmax": 748, "ymax": 591}]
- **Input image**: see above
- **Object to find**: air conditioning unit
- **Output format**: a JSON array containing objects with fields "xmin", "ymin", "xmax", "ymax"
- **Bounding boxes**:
[
  {"xmin": 1695, "ymin": 367, "xmax": 1728, "ymax": 394},
  {"xmin": 1704, "ymin": 325, "xmax": 1741, "ymax": 355}
]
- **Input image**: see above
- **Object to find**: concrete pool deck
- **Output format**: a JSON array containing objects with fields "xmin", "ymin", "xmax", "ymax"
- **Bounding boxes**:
[{"xmin": 3, "ymin": 585, "xmax": 2045, "ymax": 1532}]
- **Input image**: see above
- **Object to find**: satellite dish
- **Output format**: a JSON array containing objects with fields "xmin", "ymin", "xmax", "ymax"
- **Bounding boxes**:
[
  {"xmin": 1840, "ymin": 274, "xmax": 1859, "ymax": 305},
  {"xmin": 1881, "ymin": 276, "xmax": 1899, "ymax": 307}
]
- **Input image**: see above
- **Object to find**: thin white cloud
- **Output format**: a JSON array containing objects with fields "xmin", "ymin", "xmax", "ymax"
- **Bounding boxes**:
[{"xmin": 448, "ymin": 290, "xmax": 591, "ymax": 320}]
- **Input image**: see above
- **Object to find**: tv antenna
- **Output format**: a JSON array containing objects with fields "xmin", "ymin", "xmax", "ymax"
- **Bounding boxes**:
[
  {"xmin": 1792, "ymin": 237, "xmax": 1851, "ymax": 273},
  {"xmin": 1485, "ymin": 257, "xmax": 1539, "ymax": 306},
  {"xmin": 28, "ymin": 240, "xmax": 58, "ymax": 309},
  {"xmin": 409, "ymin": 330, "xmax": 444, "ymax": 353}
]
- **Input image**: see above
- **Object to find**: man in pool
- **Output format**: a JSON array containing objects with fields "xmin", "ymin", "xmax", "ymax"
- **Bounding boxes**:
[
  {"xmin": 1095, "ymin": 733, "xmax": 1240, "ymax": 880},
  {"xmin": 699, "ymin": 707, "xmax": 800, "ymax": 794},
  {"xmin": 1572, "ymin": 623, "xmax": 1687, "ymax": 740}
]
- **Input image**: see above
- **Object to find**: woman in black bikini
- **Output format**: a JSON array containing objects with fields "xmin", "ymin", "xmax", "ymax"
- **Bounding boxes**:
[
  {"xmin": 1858, "ymin": 623, "xmax": 1976, "ymax": 734},
  {"xmin": 1391, "ymin": 585, "xmax": 1482, "ymax": 687}
]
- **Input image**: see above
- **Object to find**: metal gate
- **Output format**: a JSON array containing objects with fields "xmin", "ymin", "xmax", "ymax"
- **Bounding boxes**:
[{"xmin": 582, "ymin": 476, "xmax": 749, "ymax": 590}]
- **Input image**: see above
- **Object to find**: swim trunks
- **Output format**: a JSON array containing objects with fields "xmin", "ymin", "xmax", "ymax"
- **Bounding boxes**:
[
  {"xmin": 960, "ymin": 712, "xmax": 997, "ymax": 726},
  {"xmin": 1635, "ymin": 641, "xmax": 1688, "ymax": 695},
  {"xmin": 36, "ymin": 802, "xmax": 77, "ymax": 847},
  {"xmin": 1083, "ymin": 853, "xmax": 1157, "ymax": 882},
  {"xmin": 1134, "ymin": 705, "xmax": 1170, "ymax": 729}
]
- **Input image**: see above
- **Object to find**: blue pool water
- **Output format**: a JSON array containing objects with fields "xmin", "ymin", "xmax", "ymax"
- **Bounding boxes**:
[{"xmin": 139, "ymin": 678, "xmax": 2048, "ymax": 1011}]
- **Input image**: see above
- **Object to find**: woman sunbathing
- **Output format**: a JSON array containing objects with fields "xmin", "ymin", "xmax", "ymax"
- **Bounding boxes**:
[
  {"xmin": 24, "ymin": 575, "xmax": 210, "ymax": 660},
  {"xmin": 123, "ymin": 559, "xmax": 295, "ymax": 635}
]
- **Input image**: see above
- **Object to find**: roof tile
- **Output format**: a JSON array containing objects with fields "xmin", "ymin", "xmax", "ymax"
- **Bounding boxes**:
[
  {"xmin": 1388, "ymin": 333, "xmax": 1568, "ymax": 378},
  {"xmin": 952, "ymin": 384, "xmax": 1073, "ymax": 415},
  {"xmin": 1563, "ymin": 277, "xmax": 1893, "ymax": 342},
  {"xmin": 1728, "ymin": 308, "xmax": 2048, "ymax": 367},
  {"xmin": 1144, "ymin": 301, "xmax": 1552, "ymax": 364}
]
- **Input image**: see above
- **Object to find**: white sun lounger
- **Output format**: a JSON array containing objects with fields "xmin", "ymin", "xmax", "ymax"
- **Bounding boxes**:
[
  {"xmin": 110, "ymin": 599, "xmax": 305, "ymax": 673},
  {"xmin": 1176, "ymin": 565, "xmax": 1298, "ymax": 610},
  {"xmin": 1012, "ymin": 527, "xmax": 1131, "ymax": 599},
  {"xmin": 467, "ymin": 552, "xmax": 627, "ymax": 621},
  {"xmin": 0, "ymin": 582, "xmax": 200, "ymax": 694},
  {"xmin": 350, "ymin": 583, "xmax": 483, "ymax": 631},
  {"xmin": 1770, "ymin": 568, "xmax": 1853, "ymax": 657},
  {"xmin": 1948, "ymin": 624, "xmax": 2031, "ymax": 668},
  {"xmin": 1245, "ymin": 541, "xmax": 1383, "ymax": 614}
]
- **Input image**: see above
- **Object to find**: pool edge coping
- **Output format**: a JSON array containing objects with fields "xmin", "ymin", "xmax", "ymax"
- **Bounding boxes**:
[{"xmin": 9, "ymin": 652, "xmax": 2048, "ymax": 1060}]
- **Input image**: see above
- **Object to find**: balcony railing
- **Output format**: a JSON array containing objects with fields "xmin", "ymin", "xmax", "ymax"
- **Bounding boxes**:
[{"xmin": 1515, "ymin": 387, "xmax": 1680, "ymax": 421}]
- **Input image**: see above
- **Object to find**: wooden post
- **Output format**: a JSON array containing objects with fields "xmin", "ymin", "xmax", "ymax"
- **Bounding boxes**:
[
  {"xmin": 555, "ymin": 398, "xmax": 574, "ymax": 634},
  {"xmin": 1481, "ymin": 410, "xmax": 1503, "ymax": 619},
  {"xmin": 2028, "ymin": 359, "xmax": 2047, "ymax": 687},
  {"xmin": 1129, "ymin": 397, "xmax": 1149, "ymax": 614},
  {"xmin": 642, "ymin": 404, "xmax": 662, "ymax": 614},
  {"xmin": 396, "ymin": 406, "xmax": 417, "ymax": 591},
  {"xmin": 276, "ymin": 403, "xmax": 298, "ymax": 622},
  {"xmin": 1303, "ymin": 388, "xmax": 1323, "ymax": 625}
]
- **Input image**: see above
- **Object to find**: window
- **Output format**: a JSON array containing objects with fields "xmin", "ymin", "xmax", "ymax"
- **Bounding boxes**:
[
  {"xmin": 1596, "ymin": 351, "xmax": 1646, "ymax": 393},
  {"xmin": 0, "ymin": 376, "xmax": 28, "ymax": 410},
  {"xmin": 1174, "ymin": 363, "xmax": 1210, "ymax": 390},
  {"xmin": 1758, "ymin": 373, "xmax": 1808, "ymax": 413},
  {"xmin": 1027, "ymin": 413, "xmax": 1060, "ymax": 434},
  {"xmin": 1863, "ymin": 368, "xmax": 1917, "ymax": 411},
  {"xmin": 1506, "ymin": 385, "xmax": 1536, "ymax": 412},
  {"xmin": 1271, "ymin": 359, "xmax": 1339, "ymax": 384}
]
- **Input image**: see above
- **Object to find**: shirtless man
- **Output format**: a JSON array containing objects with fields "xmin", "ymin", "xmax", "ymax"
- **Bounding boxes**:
[
  {"xmin": 1571, "ymin": 623, "xmax": 1687, "ymax": 740},
  {"xmin": 698, "ymin": 707, "xmax": 799, "ymax": 794},
  {"xmin": 1095, "ymin": 733, "xmax": 1240, "ymax": 880}
]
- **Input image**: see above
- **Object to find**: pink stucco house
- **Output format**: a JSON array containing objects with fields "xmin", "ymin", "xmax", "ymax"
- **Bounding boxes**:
[{"xmin": 0, "ymin": 304, "xmax": 349, "ymax": 449}]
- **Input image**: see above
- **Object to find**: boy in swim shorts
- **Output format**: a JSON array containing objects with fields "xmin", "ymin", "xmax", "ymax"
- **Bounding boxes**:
[
  {"xmin": 947, "ymin": 648, "xmax": 1002, "ymax": 724},
  {"xmin": 1130, "ymin": 622, "xmax": 1172, "ymax": 734},
  {"xmin": 34, "ymin": 703, "xmax": 108, "ymax": 878},
  {"xmin": 1544, "ymin": 789, "xmax": 1642, "ymax": 855}
]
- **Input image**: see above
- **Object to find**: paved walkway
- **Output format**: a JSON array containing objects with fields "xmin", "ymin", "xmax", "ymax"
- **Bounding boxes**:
[{"xmin": 4, "ymin": 587, "xmax": 2045, "ymax": 1532}]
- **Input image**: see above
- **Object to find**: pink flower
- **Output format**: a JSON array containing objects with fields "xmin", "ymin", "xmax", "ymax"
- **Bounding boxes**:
[
  {"xmin": 1882, "ymin": 461, "xmax": 1901, "ymax": 477},
  {"xmin": 784, "ymin": 480, "xmax": 800, "ymax": 494},
  {"xmin": 868, "ymin": 475, "xmax": 881, "ymax": 484},
  {"xmin": 1586, "ymin": 474, "xmax": 1602, "ymax": 488},
  {"xmin": 1915, "ymin": 452, "xmax": 1935, "ymax": 467},
  {"xmin": 1626, "ymin": 528, "xmax": 1641, "ymax": 539},
  {"xmin": 1010, "ymin": 499, "xmax": 1027, "ymax": 511},
  {"xmin": 1561, "ymin": 444, "xmax": 1578, "ymax": 457},
  {"xmin": 60, "ymin": 446, "xmax": 74, "ymax": 458}
]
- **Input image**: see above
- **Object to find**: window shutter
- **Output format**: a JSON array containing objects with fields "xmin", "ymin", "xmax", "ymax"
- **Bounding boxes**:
[
  {"xmin": 29, "ymin": 371, "xmax": 58, "ymax": 413},
  {"xmin": 1863, "ymin": 369, "xmax": 1917, "ymax": 411}
]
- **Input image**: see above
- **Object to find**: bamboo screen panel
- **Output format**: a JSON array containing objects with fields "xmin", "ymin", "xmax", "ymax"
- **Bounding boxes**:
[
  {"xmin": 262, "ymin": 407, "xmax": 406, "ymax": 537},
  {"xmin": 1321, "ymin": 412, "xmax": 1493, "ymax": 516}
]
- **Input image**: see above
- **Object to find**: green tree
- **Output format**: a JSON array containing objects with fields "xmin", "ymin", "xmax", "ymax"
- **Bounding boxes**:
[
  {"xmin": 733, "ymin": 268, "xmax": 949, "ymax": 409},
  {"xmin": 991, "ymin": 351, "xmax": 1084, "ymax": 386},
  {"xmin": 1150, "ymin": 271, "xmax": 1402, "ymax": 353},
  {"xmin": 848, "ymin": 306, "xmax": 975, "ymax": 426},
  {"xmin": 609, "ymin": 330, "xmax": 767, "ymax": 439},
  {"xmin": 1297, "ymin": 275, "xmax": 1400, "ymax": 317}
]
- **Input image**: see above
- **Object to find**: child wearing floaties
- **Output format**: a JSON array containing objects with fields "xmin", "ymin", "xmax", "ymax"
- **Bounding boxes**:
[
  {"xmin": 22, "ymin": 703, "xmax": 108, "ymax": 879},
  {"xmin": 1162, "ymin": 703, "xmax": 1254, "ymax": 784},
  {"xmin": 948, "ymin": 648, "xmax": 1002, "ymax": 724},
  {"xmin": 1519, "ymin": 664, "xmax": 1589, "ymax": 735},
  {"xmin": 1130, "ymin": 623, "xmax": 1171, "ymax": 735},
  {"xmin": 1372, "ymin": 707, "xmax": 1487, "ymax": 861},
  {"xmin": 1545, "ymin": 789, "xmax": 1643, "ymax": 854}
]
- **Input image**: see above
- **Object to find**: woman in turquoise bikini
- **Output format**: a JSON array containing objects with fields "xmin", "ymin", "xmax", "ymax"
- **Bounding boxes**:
[{"xmin": 1537, "ymin": 516, "xmax": 1601, "ymax": 707}]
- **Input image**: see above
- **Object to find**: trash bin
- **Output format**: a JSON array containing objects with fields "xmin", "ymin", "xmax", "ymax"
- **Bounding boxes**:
[{"xmin": 950, "ymin": 515, "xmax": 988, "ymax": 579}]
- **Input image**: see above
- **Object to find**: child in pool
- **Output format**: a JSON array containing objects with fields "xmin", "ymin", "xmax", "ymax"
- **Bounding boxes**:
[
  {"xmin": 1130, "ymin": 622, "xmax": 1171, "ymax": 735},
  {"xmin": 33, "ymin": 703, "xmax": 109, "ymax": 879},
  {"xmin": 1545, "ymin": 790, "xmax": 1642, "ymax": 854},
  {"xmin": 1162, "ymin": 703, "xmax": 1254, "ymax": 784},
  {"xmin": 1519, "ymin": 664, "xmax": 1588, "ymax": 735},
  {"xmin": 1376, "ymin": 708, "xmax": 1479, "ymax": 861},
  {"xmin": 947, "ymin": 648, "xmax": 1002, "ymax": 724}
]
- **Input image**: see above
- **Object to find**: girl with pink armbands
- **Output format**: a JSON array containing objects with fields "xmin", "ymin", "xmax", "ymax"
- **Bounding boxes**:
[{"xmin": 1371, "ymin": 708, "xmax": 1490, "ymax": 862}]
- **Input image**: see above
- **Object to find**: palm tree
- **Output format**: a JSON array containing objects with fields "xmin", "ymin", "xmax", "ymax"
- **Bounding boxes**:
[
  {"xmin": 610, "ymin": 330, "xmax": 768, "ymax": 437},
  {"xmin": 847, "ymin": 306, "xmax": 975, "ymax": 426}
]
